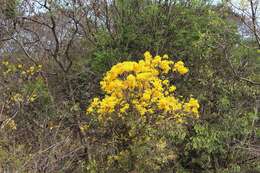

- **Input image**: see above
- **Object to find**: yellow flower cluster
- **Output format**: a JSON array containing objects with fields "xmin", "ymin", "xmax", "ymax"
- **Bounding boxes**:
[
  {"xmin": 2, "ymin": 61, "xmax": 15, "ymax": 75},
  {"xmin": 87, "ymin": 51, "xmax": 199, "ymax": 122},
  {"xmin": 1, "ymin": 61, "xmax": 43, "ymax": 103},
  {"xmin": 183, "ymin": 98, "xmax": 200, "ymax": 115},
  {"xmin": 1, "ymin": 60, "xmax": 42, "ymax": 77},
  {"xmin": 5, "ymin": 119, "xmax": 17, "ymax": 130},
  {"xmin": 11, "ymin": 92, "xmax": 38, "ymax": 104},
  {"xmin": 174, "ymin": 61, "xmax": 189, "ymax": 74},
  {"xmin": 11, "ymin": 93, "xmax": 24, "ymax": 103},
  {"xmin": 25, "ymin": 65, "xmax": 42, "ymax": 76}
]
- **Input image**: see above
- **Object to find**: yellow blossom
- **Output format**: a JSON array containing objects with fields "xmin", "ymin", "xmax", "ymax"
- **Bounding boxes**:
[
  {"xmin": 17, "ymin": 64, "xmax": 23, "ymax": 68},
  {"xmin": 135, "ymin": 104, "xmax": 147, "ymax": 116},
  {"xmin": 2, "ymin": 61, "xmax": 9, "ymax": 66},
  {"xmin": 162, "ymin": 80, "xmax": 169, "ymax": 86},
  {"xmin": 152, "ymin": 55, "xmax": 162, "ymax": 65},
  {"xmin": 142, "ymin": 89, "xmax": 152, "ymax": 100},
  {"xmin": 162, "ymin": 54, "xmax": 169, "ymax": 59},
  {"xmin": 178, "ymin": 66, "xmax": 189, "ymax": 74},
  {"xmin": 86, "ymin": 51, "xmax": 199, "ymax": 123},
  {"xmin": 173, "ymin": 61, "xmax": 189, "ymax": 75},
  {"xmin": 6, "ymin": 119, "xmax": 17, "ymax": 130},
  {"xmin": 30, "ymin": 66, "xmax": 35, "ymax": 71},
  {"xmin": 183, "ymin": 98, "xmax": 200, "ymax": 115},
  {"xmin": 28, "ymin": 93, "xmax": 38, "ymax": 102},
  {"xmin": 169, "ymin": 85, "xmax": 176, "ymax": 92},
  {"xmin": 87, "ymin": 97, "xmax": 100, "ymax": 113},
  {"xmin": 79, "ymin": 124, "xmax": 89, "ymax": 132},
  {"xmin": 11, "ymin": 93, "xmax": 23, "ymax": 103},
  {"xmin": 159, "ymin": 60, "xmax": 172, "ymax": 73},
  {"xmin": 120, "ymin": 103, "xmax": 129, "ymax": 113},
  {"xmin": 98, "ymin": 96, "xmax": 119, "ymax": 114},
  {"xmin": 126, "ymin": 74, "xmax": 136, "ymax": 89},
  {"xmin": 144, "ymin": 51, "xmax": 152, "ymax": 63}
]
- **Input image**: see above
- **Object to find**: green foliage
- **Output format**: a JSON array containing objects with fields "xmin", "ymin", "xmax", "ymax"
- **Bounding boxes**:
[
  {"xmin": 85, "ymin": 111, "xmax": 191, "ymax": 173},
  {"xmin": 90, "ymin": 49, "xmax": 122, "ymax": 74}
]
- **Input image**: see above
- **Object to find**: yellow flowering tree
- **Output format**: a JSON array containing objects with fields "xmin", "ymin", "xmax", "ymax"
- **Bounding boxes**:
[
  {"xmin": 85, "ymin": 51, "xmax": 200, "ymax": 172},
  {"xmin": 87, "ymin": 51, "xmax": 199, "ymax": 123}
]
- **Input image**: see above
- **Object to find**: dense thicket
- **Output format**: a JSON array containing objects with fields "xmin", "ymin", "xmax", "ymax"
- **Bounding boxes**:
[{"xmin": 0, "ymin": 0, "xmax": 259, "ymax": 172}]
